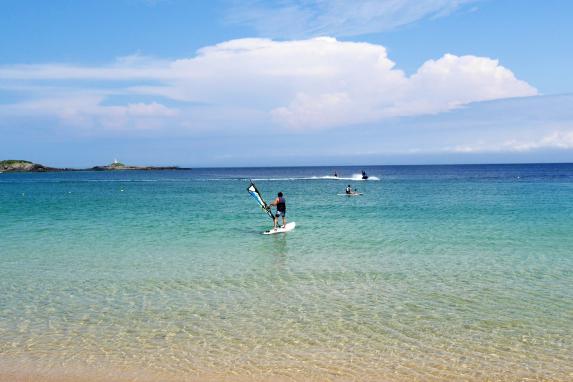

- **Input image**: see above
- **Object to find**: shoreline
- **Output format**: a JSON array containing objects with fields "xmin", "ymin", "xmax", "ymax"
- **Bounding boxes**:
[
  {"xmin": 1, "ymin": 353, "xmax": 570, "ymax": 382},
  {"xmin": 1, "ymin": 366, "xmax": 568, "ymax": 382}
]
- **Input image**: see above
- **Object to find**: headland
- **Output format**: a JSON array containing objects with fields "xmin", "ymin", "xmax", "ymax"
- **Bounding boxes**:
[{"xmin": 0, "ymin": 160, "xmax": 190, "ymax": 173}]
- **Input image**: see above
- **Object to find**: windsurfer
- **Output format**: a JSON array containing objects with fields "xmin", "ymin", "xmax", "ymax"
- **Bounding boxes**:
[{"xmin": 269, "ymin": 192, "xmax": 287, "ymax": 229}]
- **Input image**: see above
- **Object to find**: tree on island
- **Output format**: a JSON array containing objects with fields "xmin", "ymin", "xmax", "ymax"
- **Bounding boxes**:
[{"xmin": 0, "ymin": 159, "xmax": 33, "ymax": 166}]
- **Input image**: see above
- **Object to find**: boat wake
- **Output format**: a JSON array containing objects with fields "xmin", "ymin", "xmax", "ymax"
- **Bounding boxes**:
[
  {"xmin": 250, "ymin": 173, "xmax": 380, "ymax": 181},
  {"xmin": 313, "ymin": 173, "xmax": 380, "ymax": 181}
]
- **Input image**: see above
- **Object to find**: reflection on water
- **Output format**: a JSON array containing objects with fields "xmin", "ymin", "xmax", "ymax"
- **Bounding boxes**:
[{"xmin": 270, "ymin": 233, "xmax": 289, "ymax": 260}]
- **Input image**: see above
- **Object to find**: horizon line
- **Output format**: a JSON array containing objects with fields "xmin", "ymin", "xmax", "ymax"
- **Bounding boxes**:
[{"xmin": 3, "ymin": 159, "xmax": 572, "ymax": 171}]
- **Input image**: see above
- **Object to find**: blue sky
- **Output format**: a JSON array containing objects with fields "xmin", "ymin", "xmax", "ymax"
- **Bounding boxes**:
[{"xmin": 1, "ymin": 0, "xmax": 572, "ymax": 167}]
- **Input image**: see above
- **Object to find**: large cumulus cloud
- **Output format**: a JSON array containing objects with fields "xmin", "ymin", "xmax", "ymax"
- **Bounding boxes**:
[{"xmin": 0, "ymin": 37, "xmax": 536, "ymax": 132}]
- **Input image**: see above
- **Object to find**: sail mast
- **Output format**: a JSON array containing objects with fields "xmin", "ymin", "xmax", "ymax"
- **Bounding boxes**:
[{"xmin": 247, "ymin": 181, "xmax": 274, "ymax": 220}]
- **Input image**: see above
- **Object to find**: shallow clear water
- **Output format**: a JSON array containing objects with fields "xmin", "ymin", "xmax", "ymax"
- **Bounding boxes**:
[{"xmin": 1, "ymin": 164, "xmax": 572, "ymax": 381}]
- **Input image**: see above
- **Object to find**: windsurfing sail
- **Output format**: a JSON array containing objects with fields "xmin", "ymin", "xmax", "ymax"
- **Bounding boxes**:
[{"xmin": 247, "ymin": 181, "xmax": 274, "ymax": 220}]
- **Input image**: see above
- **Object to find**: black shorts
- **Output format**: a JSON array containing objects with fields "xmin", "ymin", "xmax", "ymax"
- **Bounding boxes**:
[{"xmin": 275, "ymin": 210, "xmax": 286, "ymax": 217}]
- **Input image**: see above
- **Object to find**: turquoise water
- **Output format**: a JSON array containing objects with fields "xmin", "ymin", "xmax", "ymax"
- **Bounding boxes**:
[{"xmin": 1, "ymin": 165, "xmax": 572, "ymax": 381}]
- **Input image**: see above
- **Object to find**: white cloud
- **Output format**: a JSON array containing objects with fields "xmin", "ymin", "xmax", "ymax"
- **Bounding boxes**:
[
  {"xmin": 0, "ymin": 37, "xmax": 536, "ymax": 131},
  {"xmin": 387, "ymin": 54, "xmax": 537, "ymax": 116},
  {"xmin": 2, "ymin": 93, "xmax": 179, "ymax": 130},
  {"xmin": 225, "ymin": 0, "xmax": 480, "ymax": 38},
  {"xmin": 451, "ymin": 129, "xmax": 573, "ymax": 153}
]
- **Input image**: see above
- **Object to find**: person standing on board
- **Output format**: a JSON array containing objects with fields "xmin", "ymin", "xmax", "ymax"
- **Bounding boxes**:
[
  {"xmin": 269, "ymin": 192, "xmax": 287, "ymax": 229},
  {"xmin": 346, "ymin": 185, "xmax": 353, "ymax": 194}
]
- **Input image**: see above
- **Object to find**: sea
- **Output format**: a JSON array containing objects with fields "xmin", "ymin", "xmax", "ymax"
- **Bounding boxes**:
[{"xmin": 1, "ymin": 164, "xmax": 572, "ymax": 381}]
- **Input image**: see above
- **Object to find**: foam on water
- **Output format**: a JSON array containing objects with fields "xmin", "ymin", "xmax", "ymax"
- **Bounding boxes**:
[{"xmin": 251, "ymin": 173, "xmax": 380, "ymax": 181}]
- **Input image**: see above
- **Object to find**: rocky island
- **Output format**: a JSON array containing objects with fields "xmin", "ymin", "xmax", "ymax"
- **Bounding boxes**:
[
  {"xmin": 90, "ymin": 161, "xmax": 186, "ymax": 171},
  {"xmin": 0, "ymin": 160, "xmax": 59, "ymax": 172},
  {"xmin": 0, "ymin": 160, "xmax": 190, "ymax": 173}
]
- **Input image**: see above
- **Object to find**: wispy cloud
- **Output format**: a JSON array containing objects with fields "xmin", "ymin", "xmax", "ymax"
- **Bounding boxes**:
[
  {"xmin": 450, "ymin": 129, "xmax": 573, "ymax": 153},
  {"xmin": 225, "ymin": 0, "xmax": 480, "ymax": 38}
]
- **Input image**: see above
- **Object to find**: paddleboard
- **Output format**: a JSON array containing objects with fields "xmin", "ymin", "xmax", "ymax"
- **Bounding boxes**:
[
  {"xmin": 337, "ymin": 193, "xmax": 363, "ymax": 196},
  {"xmin": 263, "ymin": 222, "xmax": 296, "ymax": 235}
]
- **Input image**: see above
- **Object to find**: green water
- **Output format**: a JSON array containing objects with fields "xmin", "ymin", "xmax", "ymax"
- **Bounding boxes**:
[{"xmin": 1, "ymin": 165, "xmax": 572, "ymax": 381}]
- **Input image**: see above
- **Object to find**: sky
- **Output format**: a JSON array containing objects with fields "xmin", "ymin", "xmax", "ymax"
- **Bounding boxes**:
[{"xmin": 0, "ymin": 0, "xmax": 572, "ymax": 167}]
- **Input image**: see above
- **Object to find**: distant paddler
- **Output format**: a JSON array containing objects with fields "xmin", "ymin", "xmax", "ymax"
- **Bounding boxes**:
[{"xmin": 339, "ymin": 184, "xmax": 362, "ymax": 196}]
